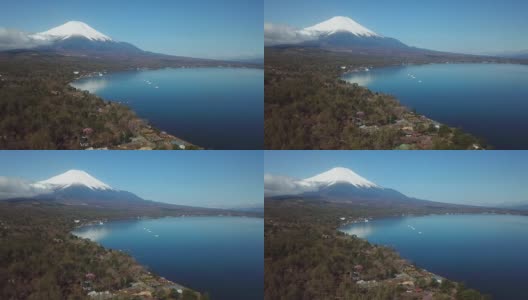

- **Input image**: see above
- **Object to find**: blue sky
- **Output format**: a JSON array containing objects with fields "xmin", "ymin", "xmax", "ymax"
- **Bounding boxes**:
[
  {"xmin": 265, "ymin": 0, "xmax": 528, "ymax": 54},
  {"xmin": 264, "ymin": 151, "xmax": 528, "ymax": 206},
  {"xmin": 0, "ymin": 0, "xmax": 262, "ymax": 59},
  {"xmin": 0, "ymin": 151, "xmax": 262, "ymax": 209}
]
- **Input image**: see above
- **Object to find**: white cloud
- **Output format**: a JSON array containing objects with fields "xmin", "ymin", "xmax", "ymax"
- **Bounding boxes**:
[
  {"xmin": 0, "ymin": 28, "xmax": 50, "ymax": 51},
  {"xmin": 0, "ymin": 177, "xmax": 51, "ymax": 200},
  {"xmin": 264, "ymin": 174, "xmax": 317, "ymax": 197},
  {"xmin": 264, "ymin": 23, "xmax": 312, "ymax": 46}
]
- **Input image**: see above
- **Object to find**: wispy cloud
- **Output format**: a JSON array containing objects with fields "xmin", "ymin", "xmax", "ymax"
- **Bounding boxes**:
[
  {"xmin": 0, "ymin": 28, "xmax": 50, "ymax": 51},
  {"xmin": 0, "ymin": 177, "xmax": 50, "ymax": 200},
  {"xmin": 264, "ymin": 23, "xmax": 312, "ymax": 46},
  {"xmin": 264, "ymin": 174, "xmax": 316, "ymax": 197}
]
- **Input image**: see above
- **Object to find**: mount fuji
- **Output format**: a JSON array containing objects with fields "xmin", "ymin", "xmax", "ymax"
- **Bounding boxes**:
[
  {"xmin": 269, "ymin": 167, "xmax": 455, "ymax": 209},
  {"xmin": 3, "ymin": 169, "xmax": 249, "ymax": 216},
  {"xmin": 268, "ymin": 16, "xmax": 442, "ymax": 55},
  {"xmin": 27, "ymin": 21, "xmax": 145, "ymax": 57},
  {"xmin": 30, "ymin": 169, "xmax": 147, "ymax": 206}
]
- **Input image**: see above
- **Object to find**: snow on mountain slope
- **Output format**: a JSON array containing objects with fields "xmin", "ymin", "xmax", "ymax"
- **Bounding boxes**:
[
  {"xmin": 33, "ymin": 170, "xmax": 113, "ymax": 191},
  {"xmin": 31, "ymin": 21, "xmax": 112, "ymax": 42},
  {"xmin": 301, "ymin": 16, "xmax": 380, "ymax": 38},
  {"xmin": 302, "ymin": 167, "xmax": 380, "ymax": 188}
]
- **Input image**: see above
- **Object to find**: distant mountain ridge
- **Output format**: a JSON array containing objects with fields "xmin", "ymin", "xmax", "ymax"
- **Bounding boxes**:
[
  {"xmin": 24, "ymin": 21, "xmax": 147, "ymax": 57},
  {"xmin": 266, "ymin": 16, "xmax": 477, "ymax": 57},
  {"xmin": 489, "ymin": 50, "xmax": 528, "ymax": 59},
  {"xmin": 268, "ymin": 167, "xmax": 468, "ymax": 209},
  {"xmin": 268, "ymin": 16, "xmax": 411, "ymax": 51},
  {"xmin": 29, "ymin": 169, "xmax": 152, "ymax": 207},
  {"xmin": 4, "ymin": 21, "xmax": 254, "ymax": 66}
]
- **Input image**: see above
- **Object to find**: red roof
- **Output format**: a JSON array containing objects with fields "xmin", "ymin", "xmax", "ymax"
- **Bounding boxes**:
[
  {"xmin": 354, "ymin": 265, "xmax": 364, "ymax": 271},
  {"xmin": 82, "ymin": 128, "xmax": 94, "ymax": 135}
]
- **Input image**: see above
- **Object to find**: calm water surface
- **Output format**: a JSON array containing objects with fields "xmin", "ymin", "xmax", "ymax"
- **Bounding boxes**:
[
  {"xmin": 72, "ymin": 68, "xmax": 263, "ymax": 149},
  {"xmin": 342, "ymin": 64, "xmax": 528, "ymax": 149},
  {"xmin": 73, "ymin": 216, "xmax": 263, "ymax": 300},
  {"xmin": 340, "ymin": 214, "xmax": 528, "ymax": 299}
]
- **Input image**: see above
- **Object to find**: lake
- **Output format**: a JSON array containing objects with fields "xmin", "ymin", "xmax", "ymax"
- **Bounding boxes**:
[
  {"xmin": 72, "ymin": 68, "xmax": 263, "ymax": 149},
  {"xmin": 340, "ymin": 214, "xmax": 528, "ymax": 299},
  {"xmin": 342, "ymin": 63, "xmax": 528, "ymax": 149},
  {"xmin": 73, "ymin": 216, "xmax": 263, "ymax": 300}
]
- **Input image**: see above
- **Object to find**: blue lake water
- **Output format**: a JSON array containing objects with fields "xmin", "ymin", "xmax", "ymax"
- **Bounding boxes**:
[
  {"xmin": 72, "ymin": 68, "xmax": 263, "ymax": 149},
  {"xmin": 340, "ymin": 214, "xmax": 528, "ymax": 299},
  {"xmin": 73, "ymin": 216, "xmax": 263, "ymax": 300},
  {"xmin": 342, "ymin": 64, "xmax": 528, "ymax": 149}
]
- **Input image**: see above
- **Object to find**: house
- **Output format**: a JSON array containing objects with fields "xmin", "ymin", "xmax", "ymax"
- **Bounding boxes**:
[
  {"xmin": 80, "ymin": 136, "xmax": 90, "ymax": 148},
  {"xmin": 401, "ymin": 281, "xmax": 415, "ymax": 287},
  {"xmin": 433, "ymin": 275, "xmax": 443, "ymax": 284},
  {"xmin": 83, "ymin": 128, "xmax": 94, "ymax": 136},
  {"xmin": 87, "ymin": 291, "xmax": 112, "ymax": 299},
  {"xmin": 85, "ymin": 273, "xmax": 96, "ymax": 281},
  {"xmin": 171, "ymin": 140, "xmax": 186, "ymax": 149},
  {"xmin": 82, "ymin": 280, "xmax": 93, "ymax": 291},
  {"xmin": 356, "ymin": 111, "xmax": 366, "ymax": 118},
  {"xmin": 354, "ymin": 265, "xmax": 364, "ymax": 272},
  {"xmin": 397, "ymin": 144, "xmax": 412, "ymax": 150}
]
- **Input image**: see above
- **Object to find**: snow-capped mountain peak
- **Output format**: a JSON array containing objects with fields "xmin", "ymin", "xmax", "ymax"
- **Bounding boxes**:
[
  {"xmin": 303, "ymin": 167, "xmax": 379, "ymax": 188},
  {"xmin": 34, "ymin": 169, "xmax": 113, "ymax": 191},
  {"xmin": 32, "ymin": 21, "xmax": 112, "ymax": 42},
  {"xmin": 301, "ymin": 16, "xmax": 380, "ymax": 37}
]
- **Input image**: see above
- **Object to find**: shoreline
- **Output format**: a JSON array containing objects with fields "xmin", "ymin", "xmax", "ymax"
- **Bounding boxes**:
[
  {"xmin": 70, "ymin": 66, "xmax": 264, "ymax": 150},
  {"xmin": 71, "ymin": 214, "xmax": 263, "ymax": 299},
  {"xmin": 337, "ymin": 212, "xmax": 528, "ymax": 298},
  {"xmin": 68, "ymin": 228, "xmax": 201, "ymax": 299},
  {"xmin": 264, "ymin": 198, "xmax": 499, "ymax": 298},
  {"xmin": 0, "ymin": 51, "xmax": 260, "ymax": 150},
  {"xmin": 71, "ymin": 80, "xmax": 200, "ymax": 150},
  {"xmin": 264, "ymin": 48, "xmax": 501, "ymax": 149}
]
